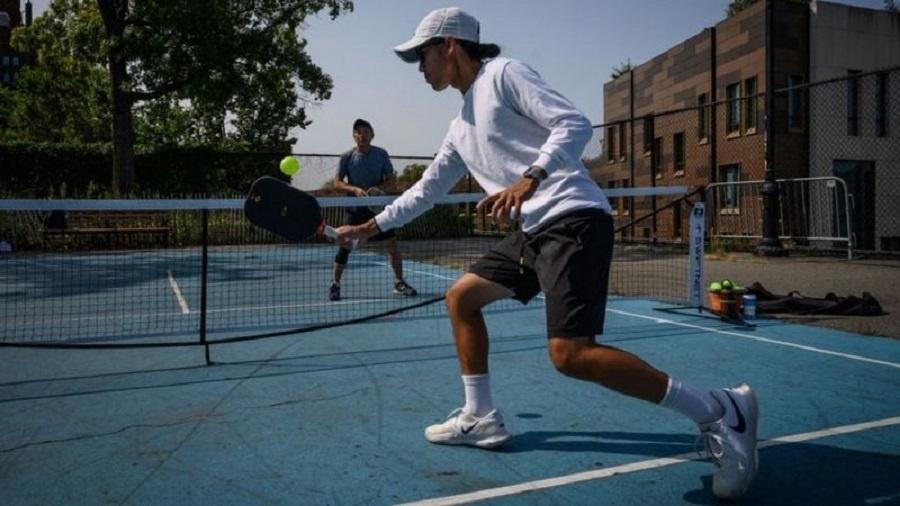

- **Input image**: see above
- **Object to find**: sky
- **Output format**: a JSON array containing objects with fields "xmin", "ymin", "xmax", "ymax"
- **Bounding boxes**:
[{"xmin": 26, "ymin": 0, "xmax": 888, "ymax": 157}]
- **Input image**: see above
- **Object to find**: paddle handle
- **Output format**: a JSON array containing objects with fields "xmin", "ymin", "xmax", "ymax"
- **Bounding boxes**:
[{"xmin": 322, "ymin": 225, "xmax": 359, "ymax": 248}]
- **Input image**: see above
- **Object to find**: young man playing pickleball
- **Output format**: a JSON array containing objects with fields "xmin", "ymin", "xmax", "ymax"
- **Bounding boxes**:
[
  {"xmin": 329, "ymin": 118, "xmax": 417, "ymax": 301},
  {"xmin": 335, "ymin": 8, "xmax": 759, "ymax": 500}
]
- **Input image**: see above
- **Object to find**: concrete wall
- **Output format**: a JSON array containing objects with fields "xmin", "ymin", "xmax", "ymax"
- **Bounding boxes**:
[{"xmin": 808, "ymin": 1, "xmax": 900, "ymax": 251}]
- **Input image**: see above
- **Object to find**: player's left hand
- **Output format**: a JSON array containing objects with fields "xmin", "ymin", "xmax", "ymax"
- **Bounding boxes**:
[
  {"xmin": 335, "ymin": 219, "xmax": 379, "ymax": 249},
  {"xmin": 477, "ymin": 176, "xmax": 538, "ymax": 224}
]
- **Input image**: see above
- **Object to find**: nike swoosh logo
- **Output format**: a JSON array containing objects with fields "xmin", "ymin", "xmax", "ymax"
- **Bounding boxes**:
[
  {"xmin": 461, "ymin": 422, "xmax": 479, "ymax": 434},
  {"xmin": 724, "ymin": 391, "xmax": 747, "ymax": 433}
]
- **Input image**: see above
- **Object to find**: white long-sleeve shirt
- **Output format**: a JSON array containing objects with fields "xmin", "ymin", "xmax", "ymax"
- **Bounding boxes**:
[{"xmin": 376, "ymin": 57, "xmax": 610, "ymax": 234}]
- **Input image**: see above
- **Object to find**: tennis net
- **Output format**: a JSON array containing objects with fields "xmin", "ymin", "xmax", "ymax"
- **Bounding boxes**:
[{"xmin": 0, "ymin": 187, "xmax": 700, "ymax": 347}]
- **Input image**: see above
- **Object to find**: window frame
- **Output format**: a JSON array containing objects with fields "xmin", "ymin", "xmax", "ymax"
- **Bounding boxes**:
[
  {"xmin": 697, "ymin": 93, "xmax": 709, "ymax": 143},
  {"xmin": 652, "ymin": 137, "xmax": 663, "ymax": 179},
  {"xmin": 643, "ymin": 116, "xmax": 654, "ymax": 155},
  {"xmin": 726, "ymin": 83, "xmax": 742, "ymax": 137},
  {"xmin": 718, "ymin": 164, "xmax": 741, "ymax": 213},
  {"xmin": 673, "ymin": 132, "xmax": 685, "ymax": 176},
  {"xmin": 744, "ymin": 76, "xmax": 758, "ymax": 134},
  {"xmin": 606, "ymin": 126, "xmax": 616, "ymax": 163}
]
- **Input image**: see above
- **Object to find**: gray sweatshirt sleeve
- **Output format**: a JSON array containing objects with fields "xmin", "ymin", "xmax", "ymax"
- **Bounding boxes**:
[
  {"xmin": 374, "ymin": 132, "xmax": 467, "ymax": 232},
  {"xmin": 497, "ymin": 60, "xmax": 592, "ymax": 175}
]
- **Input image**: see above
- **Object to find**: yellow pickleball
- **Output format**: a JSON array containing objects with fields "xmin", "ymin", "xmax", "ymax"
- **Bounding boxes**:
[{"xmin": 279, "ymin": 156, "xmax": 300, "ymax": 176}]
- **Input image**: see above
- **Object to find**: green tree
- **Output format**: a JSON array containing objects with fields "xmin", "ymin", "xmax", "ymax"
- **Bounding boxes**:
[
  {"xmin": 7, "ymin": 0, "xmax": 353, "ymax": 193},
  {"xmin": 610, "ymin": 59, "xmax": 632, "ymax": 80},
  {"xmin": 885, "ymin": 0, "xmax": 899, "ymax": 12},
  {"xmin": 398, "ymin": 163, "xmax": 427, "ymax": 185},
  {"xmin": 1, "ymin": 0, "xmax": 111, "ymax": 143}
]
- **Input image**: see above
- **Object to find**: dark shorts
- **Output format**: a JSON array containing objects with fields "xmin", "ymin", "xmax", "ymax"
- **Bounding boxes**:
[
  {"xmin": 468, "ymin": 208, "xmax": 614, "ymax": 338},
  {"xmin": 345, "ymin": 208, "xmax": 395, "ymax": 242}
]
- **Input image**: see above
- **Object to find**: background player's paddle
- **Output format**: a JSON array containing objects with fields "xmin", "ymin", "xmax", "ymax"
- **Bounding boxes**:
[
  {"xmin": 365, "ymin": 186, "xmax": 387, "ymax": 213},
  {"xmin": 245, "ymin": 176, "xmax": 342, "ymax": 242}
]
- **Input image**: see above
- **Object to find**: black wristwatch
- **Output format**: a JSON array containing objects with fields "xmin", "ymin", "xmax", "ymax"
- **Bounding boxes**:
[{"xmin": 523, "ymin": 166, "xmax": 548, "ymax": 183}]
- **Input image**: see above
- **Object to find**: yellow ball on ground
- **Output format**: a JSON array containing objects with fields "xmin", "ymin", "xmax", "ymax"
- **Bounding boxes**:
[{"xmin": 280, "ymin": 156, "xmax": 300, "ymax": 176}]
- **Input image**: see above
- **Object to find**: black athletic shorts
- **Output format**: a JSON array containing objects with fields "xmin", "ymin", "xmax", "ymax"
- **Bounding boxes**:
[
  {"xmin": 468, "ymin": 208, "xmax": 614, "ymax": 338},
  {"xmin": 344, "ymin": 208, "xmax": 395, "ymax": 241}
]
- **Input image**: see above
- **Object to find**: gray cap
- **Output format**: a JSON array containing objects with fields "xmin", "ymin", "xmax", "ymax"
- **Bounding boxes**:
[{"xmin": 393, "ymin": 7, "xmax": 480, "ymax": 63}]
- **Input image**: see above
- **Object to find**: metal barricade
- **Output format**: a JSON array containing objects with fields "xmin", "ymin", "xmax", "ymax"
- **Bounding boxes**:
[{"xmin": 705, "ymin": 177, "xmax": 852, "ymax": 259}]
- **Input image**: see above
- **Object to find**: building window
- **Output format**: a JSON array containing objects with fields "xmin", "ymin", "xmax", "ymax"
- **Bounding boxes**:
[
  {"xmin": 618, "ymin": 122, "xmax": 628, "ymax": 161},
  {"xmin": 744, "ymin": 77, "xmax": 757, "ymax": 133},
  {"xmin": 848, "ymin": 70, "xmax": 861, "ymax": 136},
  {"xmin": 619, "ymin": 178, "xmax": 630, "ymax": 215},
  {"xmin": 2, "ymin": 73, "xmax": 9, "ymax": 83},
  {"xmin": 652, "ymin": 137, "xmax": 663, "ymax": 178},
  {"xmin": 607, "ymin": 126, "xmax": 616, "ymax": 162},
  {"xmin": 1, "ymin": 56, "xmax": 8, "ymax": 66},
  {"xmin": 719, "ymin": 164, "xmax": 740, "ymax": 210},
  {"xmin": 698, "ymin": 93, "xmax": 709, "ymax": 142},
  {"xmin": 608, "ymin": 180, "xmax": 618, "ymax": 214},
  {"xmin": 726, "ymin": 83, "xmax": 741, "ymax": 135},
  {"xmin": 673, "ymin": 132, "xmax": 685, "ymax": 174},
  {"xmin": 11, "ymin": 56, "xmax": 19, "ymax": 66},
  {"xmin": 876, "ymin": 73, "xmax": 888, "ymax": 137},
  {"xmin": 643, "ymin": 116, "xmax": 654, "ymax": 154},
  {"xmin": 788, "ymin": 75, "xmax": 804, "ymax": 131}
]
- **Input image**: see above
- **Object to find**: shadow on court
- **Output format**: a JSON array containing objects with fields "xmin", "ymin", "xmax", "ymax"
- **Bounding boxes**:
[{"xmin": 683, "ymin": 443, "xmax": 900, "ymax": 505}]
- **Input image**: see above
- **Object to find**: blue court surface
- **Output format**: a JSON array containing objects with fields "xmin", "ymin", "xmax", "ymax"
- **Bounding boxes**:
[{"xmin": 1, "ymin": 267, "xmax": 899, "ymax": 504}]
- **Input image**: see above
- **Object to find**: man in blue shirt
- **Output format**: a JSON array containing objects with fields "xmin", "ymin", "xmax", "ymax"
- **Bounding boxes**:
[{"xmin": 329, "ymin": 119, "xmax": 417, "ymax": 301}]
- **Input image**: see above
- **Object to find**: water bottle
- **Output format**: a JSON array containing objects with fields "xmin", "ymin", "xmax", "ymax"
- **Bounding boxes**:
[{"xmin": 743, "ymin": 294, "xmax": 757, "ymax": 319}]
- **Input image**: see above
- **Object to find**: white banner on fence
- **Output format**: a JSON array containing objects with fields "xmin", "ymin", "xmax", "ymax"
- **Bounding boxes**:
[{"xmin": 689, "ymin": 202, "xmax": 705, "ymax": 308}]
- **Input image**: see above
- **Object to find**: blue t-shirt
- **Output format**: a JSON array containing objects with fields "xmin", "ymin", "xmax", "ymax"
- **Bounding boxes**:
[{"xmin": 336, "ymin": 146, "xmax": 394, "ymax": 190}]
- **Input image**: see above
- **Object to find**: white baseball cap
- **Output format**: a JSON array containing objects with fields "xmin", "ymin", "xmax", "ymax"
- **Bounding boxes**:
[{"xmin": 393, "ymin": 7, "xmax": 480, "ymax": 63}]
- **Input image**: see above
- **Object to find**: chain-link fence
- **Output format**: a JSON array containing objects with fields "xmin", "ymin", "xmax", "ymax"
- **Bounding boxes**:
[{"xmin": 587, "ymin": 67, "xmax": 900, "ymax": 256}]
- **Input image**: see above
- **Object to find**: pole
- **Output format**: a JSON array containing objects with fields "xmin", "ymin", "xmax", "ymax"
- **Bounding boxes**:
[
  {"xmin": 757, "ymin": 0, "xmax": 787, "ymax": 256},
  {"xmin": 200, "ymin": 208, "xmax": 211, "ymax": 364}
]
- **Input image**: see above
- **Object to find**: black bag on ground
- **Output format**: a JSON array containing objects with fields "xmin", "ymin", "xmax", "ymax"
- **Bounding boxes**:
[{"xmin": 745, "ymin": 282, "xmax": 883, "ymax": 316}]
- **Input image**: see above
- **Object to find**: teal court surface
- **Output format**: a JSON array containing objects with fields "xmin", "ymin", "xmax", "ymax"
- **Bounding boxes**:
[{"xmin": 2, "ymin": 283, "xmax": 899, "ymax": 504}]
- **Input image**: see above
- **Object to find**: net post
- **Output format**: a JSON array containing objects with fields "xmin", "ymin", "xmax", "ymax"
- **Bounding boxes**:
[{"xmin": 200, "ymin": 208, "xmax": 211, "ymax": 364}]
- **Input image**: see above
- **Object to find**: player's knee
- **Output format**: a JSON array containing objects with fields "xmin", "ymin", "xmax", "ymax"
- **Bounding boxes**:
[
  {"xmin": 445, "ymin": 280, "xmax": 478, "ymax": 317},
  {"xmin": 334, "ymin": 247, "xmax": 350, "ymax": 265},
  {"xmin": 547, "ymin": 338, "xmax": 587, "ymax": 375}
]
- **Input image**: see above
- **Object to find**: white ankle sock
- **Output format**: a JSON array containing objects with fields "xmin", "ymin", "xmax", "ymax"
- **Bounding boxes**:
[
  {"xmin": 462, "ymin": 374, "xmax": 493, "ymax": 417},
  {"xmin": 660, "ymin": 376, "xmax": 724, "ymax": 424}
]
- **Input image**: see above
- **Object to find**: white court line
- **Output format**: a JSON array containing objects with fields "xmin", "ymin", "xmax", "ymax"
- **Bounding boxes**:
[
  {"xmin": 367, "ymin": 268, "xmax": 898, "ymax": 370},
  {"xmin": 397, "ymin": 416, "xmax": 900, "ymax": 506},
  {"xmin": 166, "ymin": 270, "xmax": 190, "ymax": 314},
  {"xmin": 608, "ymin": 308, "xmax": 900, "ymax": 370}
]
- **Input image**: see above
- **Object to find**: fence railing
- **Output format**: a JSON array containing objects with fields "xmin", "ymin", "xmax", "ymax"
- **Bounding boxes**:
[
  {"xmin": 588, "ymin": 67, "xmax": 899, "ymax": 256},
  {"xmin": 705, "ymin": 177, "xmax": 853, "ymax": 259}
]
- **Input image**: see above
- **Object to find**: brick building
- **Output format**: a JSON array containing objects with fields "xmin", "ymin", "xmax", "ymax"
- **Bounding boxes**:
[
  {"xmin": 0, "ymin": 0, "xmax": 31, "ymax": 87},
  {"xmin": 588, "ymin": 0, "xmax": 899, "ymax": 250}
]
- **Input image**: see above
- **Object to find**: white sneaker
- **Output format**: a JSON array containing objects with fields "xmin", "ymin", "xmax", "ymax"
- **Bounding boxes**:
[
  {"xmin": 424, "ymin": 408, "xmax": 510, "ymax": 449},
  {"xmin": 699, "ymin": 383, "xmax": 759, "ymax": 499}
]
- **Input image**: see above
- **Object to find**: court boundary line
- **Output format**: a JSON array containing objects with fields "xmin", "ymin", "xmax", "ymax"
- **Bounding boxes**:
[
  {"xmin": 397, "ymin": 416, "xmax": 900, "ymax": 506},
  {"xmin": 608, "ymin": 308, "xmax": 900, "ymax": 370},
  {"xmin": 166, "ymin": 270, "xmax": 191, "ymax": 314}
]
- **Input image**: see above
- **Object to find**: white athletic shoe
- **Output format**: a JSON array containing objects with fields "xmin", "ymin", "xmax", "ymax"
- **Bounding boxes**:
[
  {"xmin": 424, "ymin": 408, "xmax": 510, "ymax": 449},
  {"xmin": 699, "ymin": 383, "xmax": 759, "ymax": 499}
]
